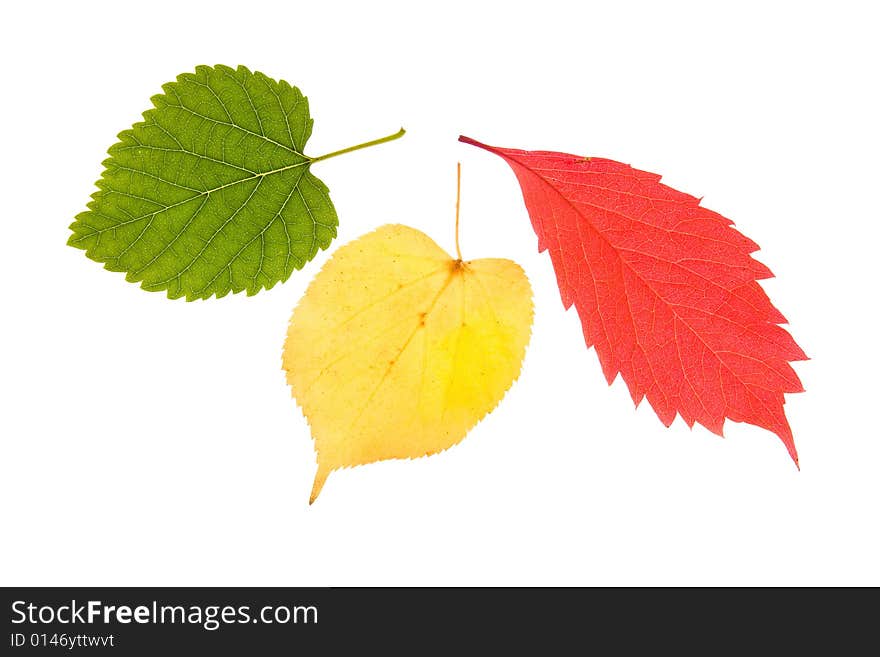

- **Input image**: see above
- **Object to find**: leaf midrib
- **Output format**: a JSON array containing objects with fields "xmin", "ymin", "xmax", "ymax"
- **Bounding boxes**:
[{"xmin": 74, "ymin": 158, "xmax": 312, "ymax": 242}]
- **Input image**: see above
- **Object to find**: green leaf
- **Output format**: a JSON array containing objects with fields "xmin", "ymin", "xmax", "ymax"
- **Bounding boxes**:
[{"xmin": 68, "ymin": 64, "xmax": 403, "ymax": 300}]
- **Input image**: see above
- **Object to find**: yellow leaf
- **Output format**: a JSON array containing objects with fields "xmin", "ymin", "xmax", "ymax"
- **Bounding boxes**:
[{"xmin": 283, "ymin": 224, "xmax": 533, "ymax": 503}]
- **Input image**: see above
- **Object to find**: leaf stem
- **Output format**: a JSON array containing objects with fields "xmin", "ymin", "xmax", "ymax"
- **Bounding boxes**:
[
  {"xmin": 310, "ymin": 127, "xmax": 405, "ymax": 163},
  {"xmin": 458, "ymin": 134, "xmax": 498, "ymax": 154},
  {"xmin": 455, "ymin": 162, "xmax": 462, "ymax": 260}
]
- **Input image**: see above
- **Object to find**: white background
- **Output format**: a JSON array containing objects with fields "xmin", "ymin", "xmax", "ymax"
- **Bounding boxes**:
[{"xmin": 1, "ymin": 0, "xmax": 877, "ymax": 586}]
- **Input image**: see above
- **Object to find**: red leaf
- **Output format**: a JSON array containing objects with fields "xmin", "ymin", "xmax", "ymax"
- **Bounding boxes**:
[{"xmin": 460, "ymin": 135, "xmax": 806, "ymax": 465}]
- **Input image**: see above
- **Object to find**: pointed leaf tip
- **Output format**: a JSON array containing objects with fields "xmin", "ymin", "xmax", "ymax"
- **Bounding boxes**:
[{"xmin": 310, "ymin": 466, "xmax": 330, "ymax": 505}]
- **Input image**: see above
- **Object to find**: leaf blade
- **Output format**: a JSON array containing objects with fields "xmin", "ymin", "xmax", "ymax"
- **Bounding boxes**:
[
  {"xmin": 283, "ymin": 224, "xmax": 534, "ymax": 502},
  {"xmin": 69, "ymin": 64, "xmax": 336, "ymax": 300},
  {"xmin": 460, "ymin": 136, "xmax": 806, "ymax": 464}
]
